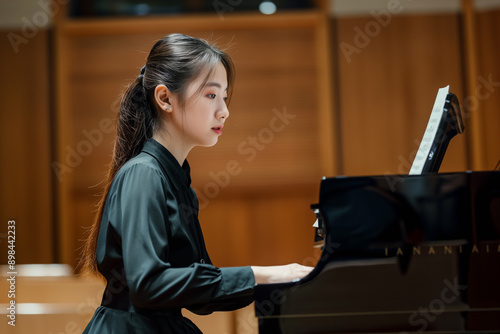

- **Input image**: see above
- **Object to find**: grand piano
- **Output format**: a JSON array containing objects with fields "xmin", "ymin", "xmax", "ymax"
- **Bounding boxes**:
[{"xmin": 254, "ymin": 88, "xmax": 500, "ymax": 333}]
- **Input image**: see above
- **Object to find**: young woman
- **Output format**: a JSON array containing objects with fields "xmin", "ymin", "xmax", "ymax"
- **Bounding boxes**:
[{"xmin": 81, "ymin": 33, "xmax": 313, "ymax": 333}]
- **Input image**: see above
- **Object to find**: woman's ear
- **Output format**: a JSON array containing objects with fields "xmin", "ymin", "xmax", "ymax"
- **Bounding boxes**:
[{"xmin": 154, "ymin": 85, "xmax": 173, "ymax": 112}]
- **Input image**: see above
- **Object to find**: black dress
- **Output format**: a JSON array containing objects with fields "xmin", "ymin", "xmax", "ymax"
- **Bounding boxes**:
[{"xmin": 83, "ymin": 139, "xmax": 255, "ymax": 333}]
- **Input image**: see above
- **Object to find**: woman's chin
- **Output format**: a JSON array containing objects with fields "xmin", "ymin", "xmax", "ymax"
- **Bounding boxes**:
[{"xmin": 199, "ymin": 139, "xmax": 218, "ymax": 148}]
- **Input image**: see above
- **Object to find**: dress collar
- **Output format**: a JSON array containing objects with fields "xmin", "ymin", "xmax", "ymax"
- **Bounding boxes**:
[{"xmin": 141, "ymin": 138, "xmax": 191, "ymax": 189}]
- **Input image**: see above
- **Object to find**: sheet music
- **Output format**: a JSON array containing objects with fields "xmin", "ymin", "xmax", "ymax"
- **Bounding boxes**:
[{"xmin": 409, "ymin": 85, "xmax": 449, "ymax": 175}]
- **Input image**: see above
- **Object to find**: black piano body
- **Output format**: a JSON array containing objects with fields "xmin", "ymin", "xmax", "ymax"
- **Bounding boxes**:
[{"xmin": 254, "ymin": 170, "xmax": 500, "ymax": 333}]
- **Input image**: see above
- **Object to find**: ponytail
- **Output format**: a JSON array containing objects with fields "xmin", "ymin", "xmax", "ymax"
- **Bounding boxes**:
[
  {"xmin": 115, "ymin": 74, "xmax": 157, "ymax": 172},
  {"xmin": 79, "ymin": 33, "xmax": 235, "ymax": 278},
  {"xmin": 80, "ymin": 74, "xmax": 156, "ymax": 277}
]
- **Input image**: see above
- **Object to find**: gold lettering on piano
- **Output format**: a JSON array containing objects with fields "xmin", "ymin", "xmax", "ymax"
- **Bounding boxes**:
[
  {"xmin": 384, "ymin": 243, "xmax": 500, "ymax": 256},
  {"xmin": 384, "ymin": 242, "xmax": 500, "ymax": 256},
  {"xmin": 428, "ymin": 246, "xmax": 436, "ymax": 255}
]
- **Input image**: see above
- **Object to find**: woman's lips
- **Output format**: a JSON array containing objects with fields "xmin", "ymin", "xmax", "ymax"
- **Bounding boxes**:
[{"xmin": 212, "ymin": 127, "xmax": 222, "ymax": 135}]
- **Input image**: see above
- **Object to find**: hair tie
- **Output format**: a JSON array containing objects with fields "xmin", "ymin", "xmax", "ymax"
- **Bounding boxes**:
[{"xmin": 138, "ymin": 65, "xmax": 146, "ymax": 83}]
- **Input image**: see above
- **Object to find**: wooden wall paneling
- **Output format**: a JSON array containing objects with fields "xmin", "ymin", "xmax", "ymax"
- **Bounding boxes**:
[
  {"xmin": 0, "ymin": 29, "xmax": 54, "ymax": 264},
  {"xmin": 199, "ymin": 196, "xmax": 254, "ymax": 268},
  {"xmin": 59, "ymin": 11, "xmax": 321, "ymax": 36},
  {"xmin": 315, "ymin": 14, "xmax": 339, "ymax": 177},
  {"xmin": 189, "ymin": 27, "xmax": 323, "ymax": 188},
  {"xmin": 462, "ymin": 0, "xmax": 486, "ymax": 171},
  {"xmin": 475, "ymin": 8, "xmax": 500, "ymax": 170},
  {"xmin": 200, "ymin": 187, "xmax": 318, "ymax": 268},
  {"xmin": 335, "ymin": 14, "xmax": 467, "ymax": 176},
  {"xmin": 54, "ymin": 23, "xmax": 79, "ymax": 267},
  {"xmin": 198, "ymin": 186, "xmax": 318, "ymax": 268},
  {"xmin": 246, "ymin": 191, "xmax": 318, "ymax": 266}
]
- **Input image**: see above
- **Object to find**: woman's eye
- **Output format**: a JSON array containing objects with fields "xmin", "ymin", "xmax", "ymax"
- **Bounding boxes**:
[{"xmin": 208, "ymin": 94, "xmax": 216, "ymax": 99}]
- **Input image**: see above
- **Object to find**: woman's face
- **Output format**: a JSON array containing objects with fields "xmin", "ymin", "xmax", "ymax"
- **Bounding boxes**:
[{"xmin": 171, "ymin": 62, "xmax": 230, "ymax": 150}]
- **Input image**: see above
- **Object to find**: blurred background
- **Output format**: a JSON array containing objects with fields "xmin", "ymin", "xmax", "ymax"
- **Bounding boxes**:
[{"xmin": 0, "ymin": 0, "xmax": 499, "ymax": 333}]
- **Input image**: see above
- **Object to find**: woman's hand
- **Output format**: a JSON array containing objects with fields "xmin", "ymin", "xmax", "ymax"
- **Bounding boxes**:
[{"xmin": 251, "ymin": 263, "xmax": 314, "ymax": 284}]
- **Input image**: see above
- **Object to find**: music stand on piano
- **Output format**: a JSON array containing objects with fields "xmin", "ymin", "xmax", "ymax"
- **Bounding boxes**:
[{"xmin": 410, "ymin": 85, "xmax": 465, "ymax": 175}]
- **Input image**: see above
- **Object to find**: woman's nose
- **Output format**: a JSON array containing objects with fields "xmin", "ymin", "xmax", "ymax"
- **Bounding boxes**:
[{"xmin": 218, "ymin": 103, "xmax": 229, "ymax": 121}]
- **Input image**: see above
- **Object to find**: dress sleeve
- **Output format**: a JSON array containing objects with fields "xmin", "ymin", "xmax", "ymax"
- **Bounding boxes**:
[{"xmin": 110, "ymin": 163, "xmax": 255, "ymax": 313}]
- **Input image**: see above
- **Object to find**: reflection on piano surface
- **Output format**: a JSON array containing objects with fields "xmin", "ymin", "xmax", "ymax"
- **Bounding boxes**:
[{"xmin": 254, "ymin": 171, "xmax": 500, "ymax": 333}]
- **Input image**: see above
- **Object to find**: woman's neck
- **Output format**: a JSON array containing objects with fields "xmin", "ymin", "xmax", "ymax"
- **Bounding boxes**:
[{"xmin": 152, "ymin": 132, "xmax": 190, "ymax": 166}]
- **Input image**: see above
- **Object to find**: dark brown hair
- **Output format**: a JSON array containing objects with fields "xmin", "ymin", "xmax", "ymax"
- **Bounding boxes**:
[{"xmin": 80, "ymin": 33, "xmax": 235, "ymax": 277}]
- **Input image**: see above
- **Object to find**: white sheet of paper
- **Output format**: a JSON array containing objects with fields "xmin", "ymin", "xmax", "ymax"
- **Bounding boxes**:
[{"xmin": 409, "ymin": 85, "xmax": 449, "ymax": 175}]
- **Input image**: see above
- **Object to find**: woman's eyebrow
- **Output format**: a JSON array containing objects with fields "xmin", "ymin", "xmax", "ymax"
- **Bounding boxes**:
[{"xmin": 206, "ymin": 82, "xmax": 228, "ymax": 91}]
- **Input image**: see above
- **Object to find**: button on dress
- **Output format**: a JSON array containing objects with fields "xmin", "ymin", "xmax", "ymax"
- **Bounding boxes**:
[{"xmin": 83, "ymin": 139, "xmax": 255, "ymax": 333}]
